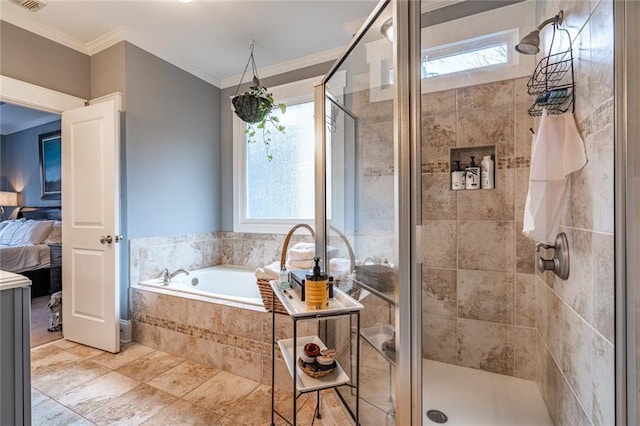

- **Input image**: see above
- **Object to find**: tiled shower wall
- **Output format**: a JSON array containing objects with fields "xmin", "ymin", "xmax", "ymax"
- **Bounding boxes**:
[
  {"xmin": 534, "ymin": 0, "xmax": 615, "ymax": 424},
  {"xmin": 421, "ymin": 76, "xmax": 538, "ymax": 380}
]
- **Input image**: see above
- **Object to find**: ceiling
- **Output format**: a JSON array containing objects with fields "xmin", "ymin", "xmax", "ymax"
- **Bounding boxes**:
[{"xmin": 0, "ymin": 0, "xmax": 382, "ymax": 88}]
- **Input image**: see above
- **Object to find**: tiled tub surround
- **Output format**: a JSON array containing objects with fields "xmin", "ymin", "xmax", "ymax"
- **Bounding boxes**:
[
  {"xmin": 129, "ymin": 231, "xmax": 318, "ymax": 387},
  {"xmin": 421, "ymin": 76, "xmax": 538, "ymax": 381},
  {"xmin": 130, "ymin": 286, "xmax": 318, "ymax": 389}
]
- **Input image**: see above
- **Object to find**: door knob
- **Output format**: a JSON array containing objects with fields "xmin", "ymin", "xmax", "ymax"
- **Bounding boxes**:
[
  {"xmin": 115, "ymin": 235, "xmax": 124, "ymax": 243},
  {"xmin": 100, "ymin": 235, "xmax": 113, "ymax": 244}
]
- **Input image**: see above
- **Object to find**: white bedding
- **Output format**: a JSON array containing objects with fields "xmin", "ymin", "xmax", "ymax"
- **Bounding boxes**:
[{"xmin": 0, "ymin": 244, "xmax": 51, "ymax": 273}]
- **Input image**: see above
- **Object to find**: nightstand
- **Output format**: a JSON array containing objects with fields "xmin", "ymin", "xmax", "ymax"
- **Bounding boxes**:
[{"xmin": 48, "ymin": 243, "xmax": 62, "ymax": 294}]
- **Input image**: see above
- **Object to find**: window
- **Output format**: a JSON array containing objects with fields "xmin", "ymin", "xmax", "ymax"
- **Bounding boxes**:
[
  {"xmin": 233, "ymin": 77, "xmax": 320, "ymax": 233},
  {"xmin": 422, "ymin": 42, "xmax": 509, "ymax": 78}
]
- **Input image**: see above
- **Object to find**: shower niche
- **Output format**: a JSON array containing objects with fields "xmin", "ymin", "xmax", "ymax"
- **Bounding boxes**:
[{"xmin": 450, "ymin": 145, "xmax": 496, "ymax": 190}]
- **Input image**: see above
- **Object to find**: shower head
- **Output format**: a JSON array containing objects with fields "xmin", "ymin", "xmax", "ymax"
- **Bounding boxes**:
[
  {"xmin": 515, "ymin": 30, "xmax": 541, "ymax": 55},
  {"xmin": 515, "ymin": 10, "xmax": 563, "ymax": 55}
]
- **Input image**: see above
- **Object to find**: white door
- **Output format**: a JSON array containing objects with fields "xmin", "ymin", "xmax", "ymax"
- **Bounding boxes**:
[{"xmin": 61, "ymin": 99, "xmax": 120, "ymax": 353}]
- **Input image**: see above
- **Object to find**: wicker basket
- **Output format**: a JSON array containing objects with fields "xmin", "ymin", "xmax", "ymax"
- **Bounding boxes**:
[
  {"xmin": 297, "ymin": 357, "xmax": 335, "ymax": 379},
  {"xmin": 232, "ymin": 94, "xmax": 271, "ymax": 124},
  {"xmin": 257, "ymin": 223, "xmax": 315, "ymax": 315}
]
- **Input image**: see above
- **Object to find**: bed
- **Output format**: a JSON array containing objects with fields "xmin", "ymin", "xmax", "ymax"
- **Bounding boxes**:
[{"xmin": 0, "ymin": 207, "xmax": 61, "ymax": 297}]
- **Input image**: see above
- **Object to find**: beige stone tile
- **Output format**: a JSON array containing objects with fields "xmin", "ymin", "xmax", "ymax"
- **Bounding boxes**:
[
  {"xmin": 560, "ymin": 227, "xmax": 593, "ymax": 321},
  {"xmin": 158, "ymin": 327, "xmax": 189, "ymax": 356},
  {"xmin": 32, "ymin": 398, "xmax": 94, "ymax": 426},
  {"xmin": 139, "ymin": 244, "xmax": 174, "ymax": 282},
  {"xmin": 32, "ymin": 359, "xmax": 110, "ymax": 398},
  {"xmin": 562, "ymin": 306, "xmax": 592, "ymax": 419},
  {"xmin": 31, "ymin": 387, "xmax": 50, "ymax": 407},
  {"xmin": 222, "ymin": 305, "xmax": 264, "ymax": 341},
  {"xmin": 457, "ymin": 79, "xmax": 514, "ymax": 110},
  {"xmin": 57, "ymin": 371, "xmax": 139, "ymax": 416},
  {"xmin": 141, "ymin": 398, "xmax": 221, "ymax": 425},
  {"xmin": 457, "ymin": 221, "xmax": 515, "ymax": 272},
  {"xmin": 51, "ymin": 339, "xmax": 79, "ymax": 350},
  {"xmin": 592, "ymin": 232, "xmax": 614, "ymax": 343},
  {"xmin": 183, "ymin": 371, "xmax": 260, "ymax": 416},
  {"xmin": 515, "ymin": 222, "xmax": 536, "ymax": 274},
  {"xmin": 422, "ymin": 173, "xmax": 457, "ymax": 220},
  {"xmin": 115, "ymin": 350, "xmax": 184, "ymax": 383},
  {"xmin": 130, "ymin": 287, "xmax": 159, "ymax": 318},
  {"xmin": 222, "ymin": 345, "xmax": 263, "ymax": 383},
  {"xmin": 515, "ymin": 77, "xmax": 535, "ymax": 159},
  {"xmin": 546, "ymin": 284, "xmax": 566, "ymax": 365},
  {"xmin": 90, "ymin": 341, "xmax": 155, "ymax": 370},
  {"xmin": 586, "ymin": 0, "xmax": 614, "ymax": 116},
  {"xmin": 422, "ymin": 89, "xmax": 457, "ymax": 164},
  {"xmin": 222, "ymin": 384, "xmax": 295, "ymax": 426},
  {"xmin": 457, "ymin": 318, "xmax": 514, "ymax": 375},
  {"xmin": 31, "ymin": 344, "xmax": 82, "ymax": 370},
  {"xmin": 65, "ymin": 344, "xmax": 105, "ymax": 360},
  {"xmin": 361, "ymin": 121, "xmax": 394, "ymax": 170},
  {"xmin": 147, "ymin": 360, "xmax": 219, "ymax": 397},
  {"xmin": 423, "ymin": 220, "xmax": 457, "ymax": 269},
  {"xmin": 185, "ymin": 336, "xmax": 224, "ymax": 370},
  {"xmin": 514, "ymin": 326, "xmax": 536, "ymax": 380},
  {"xmin": 132, "ymin": 320, "xmax": 160, "ymax": 350},
  {"xmin": 515, "ymin": 167, "xmax": 530, "ymax": 220},
  {"xmin": 173, "ymin": 241, "xmax": 204, "ymax": 271},
  {"xmin": 516, "ymin": 273, "xmax": 536, "ymax": 327},
  {"xmin": 592, "ymin": 331, "xmax": 614, "ymax": 426},
  {"xmin": 84, "ymin": 384, "xmax": 175, "ymax": 425},
  {"xmin": 457, "ymin": 170, "xmax": 515, "ymax": 221},
  {"xmin": 262, "ymin": 355, "xmax": 293, "ymax": 392},
  {"xmin": 187, "ymin": 298, "xmax": 222, "ymax": 332},
  {"xmin": 422, "ymin": 267, "xmax": 456, "ymax": 317},
  {"xmin": 156, "ymin": 292, "xmax": 187, "ymax": 325},
  {"xmin": 457, "ymin": 270, "xmax": 515, "ymax": 324},
  {"xmin": 422, "ymin": 313, "xmax": 457, "ymax": 364},
  {"xmin": 457, "ymin": 107, "xmax": 514, "ymax": 158}
]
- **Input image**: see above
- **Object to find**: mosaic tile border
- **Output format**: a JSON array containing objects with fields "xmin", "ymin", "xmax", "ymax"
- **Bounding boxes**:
[{"xmin": 422, "ymin": 156, "xmax": 530, "ymax": 174}]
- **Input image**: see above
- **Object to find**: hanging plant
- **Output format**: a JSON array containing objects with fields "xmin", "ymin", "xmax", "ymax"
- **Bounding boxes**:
[{"xmin": 231, "ymin": 42, "xmax": 286, "ymax": 161}]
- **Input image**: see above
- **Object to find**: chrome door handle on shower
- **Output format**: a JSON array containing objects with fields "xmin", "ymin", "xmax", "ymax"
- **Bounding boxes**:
[
  {"xmin": 536, "ymin": 232, "xmax": 570, "ymax": 280},
  {"xmin": 100, "ymin": 235, "xmax": 113, "ymax": 244}
]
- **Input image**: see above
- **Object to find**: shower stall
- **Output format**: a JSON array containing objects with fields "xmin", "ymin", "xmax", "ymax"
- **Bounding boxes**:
[{"xmin": 314, "ymin": 0, "xmax": 622, "ymax": 424}]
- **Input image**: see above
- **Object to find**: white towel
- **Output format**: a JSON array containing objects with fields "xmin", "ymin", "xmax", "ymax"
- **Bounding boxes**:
[
  {"xmin": 523, "ymin": 110, "xmax": 587, "ymax": 244},
  {"xmin": 254, "ymin": 261, "xmax": 280, "ymax": 280},
  {"xmin": 287, "ymin": 243, "xmax": 316, "ymax": 261},
  {"xmin": 287, "ymin": 259, "xmax": 315, "ymax": 269},
  {"xmin": 329, "ymin": 257, "xmax": 352, "ymax": 282}
]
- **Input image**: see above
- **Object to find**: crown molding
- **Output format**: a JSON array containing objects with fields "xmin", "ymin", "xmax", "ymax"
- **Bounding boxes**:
[
  {"xmin": 220, "ymin": 45, "xmax": 344, "ymax": 89},
  {"xmin": 0, "ymin": 7, "xmax": 88, "ymax": 54},
  {"xmin": 86, "ymin": 27, "xmax": 126, "ymax": 56},
  {"xmin": 421, "ymin": 0, "xmax": 465, "ymax": 13}
]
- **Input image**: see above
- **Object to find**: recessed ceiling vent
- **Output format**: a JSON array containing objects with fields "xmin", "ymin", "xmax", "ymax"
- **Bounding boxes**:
[{"xmin": 9, "ymin": 0, "xmax": 47, "ymax": 12}]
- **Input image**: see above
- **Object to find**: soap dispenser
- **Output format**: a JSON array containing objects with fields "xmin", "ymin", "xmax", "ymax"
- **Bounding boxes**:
[
  {"xmin": 451, "ymin": 160, "xmax": 466, "ymax": 190},
  {"xmin": 465, "ymin": 156, "xmax": 480, "ymax": 190},
  {"xmin": 305, "ymin": 257, "xmax": 329, "ymax": 311}
]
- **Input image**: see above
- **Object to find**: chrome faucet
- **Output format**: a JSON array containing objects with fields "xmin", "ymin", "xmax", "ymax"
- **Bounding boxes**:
[
  {"xmin": 161, "ymin": 268, "xmax": 170, "ymax": 286},
  {"xmin": 169, "ymin": 268, "xmax": 190, "ymax": 280}
]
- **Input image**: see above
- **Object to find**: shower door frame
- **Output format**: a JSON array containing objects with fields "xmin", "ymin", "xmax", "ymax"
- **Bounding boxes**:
[
  {"xmin": 616, "ymin": 0, "xmax": 640, "ymax": 424},
  {"xmin": 314, "ymin": 0, "xmax": 423, "ymax": 424}
]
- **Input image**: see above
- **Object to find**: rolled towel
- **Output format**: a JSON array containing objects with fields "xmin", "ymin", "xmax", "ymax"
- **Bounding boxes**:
[
  {"xmin": 329, "ymin": 257, "xmax": 352, "ymax": 282},
  {"xmin": 287, "ymin": 242, "xmax": 339, "ymax": 261},
  {"xmin": 287, "ymin": 242, "xmax": 315, "ymax": 261},
  {"xmin": 254, "ymin": 261, "xmax": 280, "ymax": 280},
  {"xmin": 287, "ymin": 259, "xmax": 315, "ymax": 270}
]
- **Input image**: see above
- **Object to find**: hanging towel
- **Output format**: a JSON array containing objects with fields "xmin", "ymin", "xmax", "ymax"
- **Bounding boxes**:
[{"xmin": 523, "ymin": 110, "xmax": 587, "ymax": 244}]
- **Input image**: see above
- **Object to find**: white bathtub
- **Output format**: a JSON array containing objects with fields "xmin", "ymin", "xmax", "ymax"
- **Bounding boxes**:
[{"xmin": 137, "ymin": 265, "xmax": 264, "ymax": 308}]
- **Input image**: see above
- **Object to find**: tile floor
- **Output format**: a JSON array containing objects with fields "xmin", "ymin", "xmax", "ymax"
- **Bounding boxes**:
[{"xmin": 31, "ymin": 340, "xmax": 352, "ymax": 425}]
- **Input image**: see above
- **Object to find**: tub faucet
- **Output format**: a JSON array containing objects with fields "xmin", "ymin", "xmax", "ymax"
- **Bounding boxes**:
[
  {"xmin": 161, "ymin": 269, "xmax": 170, "ymax": 286},
  {"xmin": 169, "ymin": 268, "xmax": 190, "ymax": 280}
]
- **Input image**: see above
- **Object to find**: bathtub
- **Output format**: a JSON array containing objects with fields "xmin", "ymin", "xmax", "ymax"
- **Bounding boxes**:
[{"xmin": 137, "ymin": 265, "xmax": 264, "ymax": 308}]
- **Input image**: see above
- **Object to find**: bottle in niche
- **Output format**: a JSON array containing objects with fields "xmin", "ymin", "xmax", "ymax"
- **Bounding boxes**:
[
  {"xmin": 481, "ymin": 155, "xmax": 495, "ymax": 189},
  {"xmin": 451, "ymin": 160, "xmax": 466, "ymax": 190},
  {"xmin": 465, "ymin": 156, "xmax": 480, "ymax": 190}
]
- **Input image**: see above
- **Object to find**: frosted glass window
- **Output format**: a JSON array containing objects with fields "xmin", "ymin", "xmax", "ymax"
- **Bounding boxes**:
[
  {"xmin": 422, "ymin": 43, "xmax": 508, "ymax": 77},
  {"xmin": 245, "ymin": 101, "xmax": 315, "ymax": 220}
]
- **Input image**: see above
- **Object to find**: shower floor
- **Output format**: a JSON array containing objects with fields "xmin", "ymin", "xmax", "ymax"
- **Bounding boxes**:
[{"xmin": 423, "ymin": 359, "xmax": 553, "ymax": 425}]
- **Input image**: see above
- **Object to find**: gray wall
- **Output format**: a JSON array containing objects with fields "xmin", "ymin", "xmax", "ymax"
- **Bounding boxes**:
[
  {"xmin": 91, "ymin": 42, "xmax": 126, "ymax": 101},
  {"xmin": 219, "ymin": 61, "xmax": 333, "ymax": 230},
  {"xmin": 1, "ymin": 120, "xmax": 62, "ymax": 218},
  {"xmin": 0, "ymin": 21, "xmax": 90, "ymax": 100},
  {"xmin": 124, "ymin": 42, "xmax": 221, "ymax": 238}
]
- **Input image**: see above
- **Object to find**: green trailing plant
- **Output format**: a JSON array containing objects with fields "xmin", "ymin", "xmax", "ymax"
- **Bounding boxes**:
[{"xmin": 231, "ymin": 43, "xmax": 287, "ymax": 161}]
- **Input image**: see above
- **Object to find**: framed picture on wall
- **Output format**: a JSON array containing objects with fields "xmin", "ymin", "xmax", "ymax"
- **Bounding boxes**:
[{"xmin": 39, "ymin": 131, "xmax": 61, "ymax": 200}]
